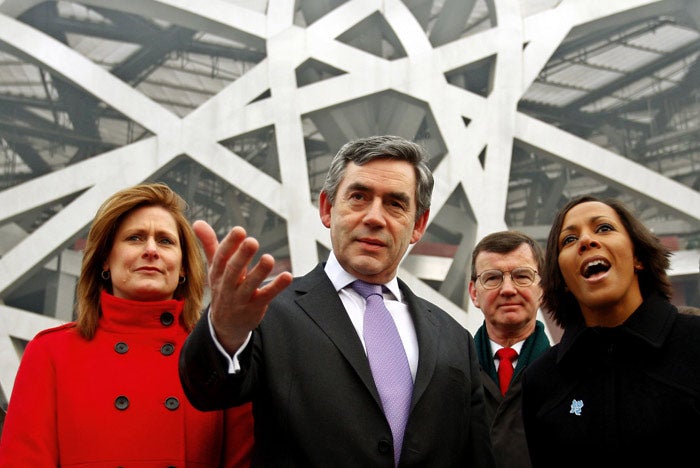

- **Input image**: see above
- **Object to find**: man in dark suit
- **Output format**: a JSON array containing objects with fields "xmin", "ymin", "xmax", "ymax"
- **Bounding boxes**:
[
  {"xmin": 179, "ymin": 135, "xmax": 495, "ymax": 467},
  {"xmin": 468, "ymin": 231, "xmax": 551, "ymax": 468}
]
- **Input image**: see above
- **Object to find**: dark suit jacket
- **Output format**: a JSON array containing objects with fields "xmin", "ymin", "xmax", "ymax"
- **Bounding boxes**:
[{"xmin": 180, "ymin": 264, "xmax": 495, "ymax": 467}]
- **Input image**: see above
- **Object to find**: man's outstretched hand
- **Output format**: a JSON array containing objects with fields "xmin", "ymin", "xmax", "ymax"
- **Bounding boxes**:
[{"xmin": 193, "ymin": 220, "xmax": 293, "ymax": 353}]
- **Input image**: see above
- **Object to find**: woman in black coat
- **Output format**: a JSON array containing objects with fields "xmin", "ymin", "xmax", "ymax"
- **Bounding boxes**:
[{"xmin": 522, "ymin": 195, "xmax": 700, "ymax": 468}]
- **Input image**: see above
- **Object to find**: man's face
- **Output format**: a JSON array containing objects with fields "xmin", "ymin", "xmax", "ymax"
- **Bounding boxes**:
[
  {"xmin": 319, "ymin": 159, "xmax": 429, "ymax": 284},
  {"xmin": 469, "ymin": 243, "xmax": 542, "ymax": 338}
]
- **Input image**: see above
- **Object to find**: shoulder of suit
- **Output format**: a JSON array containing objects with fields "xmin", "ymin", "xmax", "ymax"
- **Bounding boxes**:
[
  {"xmin": 411, "ymin": 294, "xmax": 467, "ymax": 329},
  {"xmin": 283, "ymin": 264, "xmax": 332, "ymax": 293}
]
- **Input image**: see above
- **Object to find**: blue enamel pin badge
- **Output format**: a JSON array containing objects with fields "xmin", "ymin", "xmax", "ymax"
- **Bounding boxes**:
[{"xmin": 570, "ymin": 399, "xmax": 584, "ymax": 416}]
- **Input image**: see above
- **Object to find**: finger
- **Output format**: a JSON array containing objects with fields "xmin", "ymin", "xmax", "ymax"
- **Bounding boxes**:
[
  {"xmin": 221, "ymin": 236, "xmax": 264, "ymax": 293},
  {"xmin": 213, "ymin": 226, "xmax": 249, "ymax": 280},
  {"xmin": 247, "ymin": 274, "xmax": 293, "ymax": 313},
  {"xmin": 257, "ymin": 270, "xmax": 294, "ymax": 302},
  {"xmin": 193, "ymin": 220, "xmax": 218, "ymax": 264},
  {"xmin": 245, "ymin": 254, "xmax": 293, "ymax": 300}
]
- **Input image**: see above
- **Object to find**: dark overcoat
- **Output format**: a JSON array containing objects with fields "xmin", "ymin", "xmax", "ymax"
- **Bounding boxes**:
[
  {"xmin": 475, "ymin": 320, "xmax": 550, "ymax": 468},
  {"xmin": 522, "ymin": 294, "xmax": 700, "ymax": 468}
]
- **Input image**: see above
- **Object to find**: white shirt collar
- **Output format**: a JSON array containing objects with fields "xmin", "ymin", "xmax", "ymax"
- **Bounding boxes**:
[
  {"xmin": 324, "ymin": 251, "xmax": 403, "ymax": 301},
  {"xmin": 490, "ymin": 339, "xmax": 525, "ymax": 357}
]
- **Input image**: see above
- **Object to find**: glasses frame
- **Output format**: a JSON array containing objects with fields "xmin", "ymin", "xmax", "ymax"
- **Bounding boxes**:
[{"xmin": 475, "ymin": 267, "xmax": 539, "ymax": 290}]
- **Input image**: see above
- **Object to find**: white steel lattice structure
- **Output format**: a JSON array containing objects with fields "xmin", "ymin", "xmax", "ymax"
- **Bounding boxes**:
[{"xmin": 0, "ymin": 0, "xmax": 699, "ymax": 404}]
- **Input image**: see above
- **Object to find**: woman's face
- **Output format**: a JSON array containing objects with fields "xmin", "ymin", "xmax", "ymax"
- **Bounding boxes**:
[
  {"xmin": 557, "ymin": 201, "xmax": 643, "ymax": 326},
  {"xmin": 104, "ymin": 205, "xmax": 184, "ymax": 302}
]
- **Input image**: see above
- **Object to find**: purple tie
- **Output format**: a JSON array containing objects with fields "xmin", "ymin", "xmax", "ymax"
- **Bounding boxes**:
[{"xmin": 352, "ymin": 280, "xmax": 413, "ymax": 466}]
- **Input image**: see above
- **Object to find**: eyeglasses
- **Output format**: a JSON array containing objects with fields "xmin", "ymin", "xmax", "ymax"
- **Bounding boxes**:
[{"xmin": 475, "ymin": 267, "xmax": 539, "ymax": 289}]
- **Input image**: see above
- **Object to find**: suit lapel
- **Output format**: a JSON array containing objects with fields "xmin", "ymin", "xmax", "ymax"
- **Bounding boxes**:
[
  {"xmin": 399, "ymin": 280, "xmax": 439, "ymax": 412},
  {"xmin": 294, "ymin": 265, "xmax": 380, "ymax": 403}
]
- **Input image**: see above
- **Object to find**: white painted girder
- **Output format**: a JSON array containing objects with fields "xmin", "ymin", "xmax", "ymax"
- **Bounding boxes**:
[
  {"xmin": 0, "ymin": 15, "xmax": 179, "ymax": 134},
  {"xmin": 514, "ymin": 112, "xmax": 700, "ymax": 224}
]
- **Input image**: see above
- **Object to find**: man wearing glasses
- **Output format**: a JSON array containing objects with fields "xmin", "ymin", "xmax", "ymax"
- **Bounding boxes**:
[{"xmin": 468, "ymin": 231, "xmax": 551, "ymax": 468}]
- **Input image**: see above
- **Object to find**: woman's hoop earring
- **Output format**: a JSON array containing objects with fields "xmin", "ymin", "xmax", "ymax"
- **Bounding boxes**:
[
  {"xmin": 179, "ymin": 276, "xmax": 186, "ymax": 284},
  {"xmin": 101, "ymin": 270, "xmax": 110, "ymax": 280}
]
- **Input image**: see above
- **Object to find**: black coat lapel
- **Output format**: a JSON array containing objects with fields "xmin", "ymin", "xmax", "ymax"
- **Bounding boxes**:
[
  {"xmin": 399, "ymin": 279, "xmax": 439, "ymax": 410},
  {"xmin": 294, "ymin": 265, "xmax": 380, "ymax": 402}
]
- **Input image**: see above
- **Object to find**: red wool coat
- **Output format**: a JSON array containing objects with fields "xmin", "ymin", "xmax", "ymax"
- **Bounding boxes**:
[{"xmin": 0, "ymin": 292, "xmax": 253, "ymax": 467}]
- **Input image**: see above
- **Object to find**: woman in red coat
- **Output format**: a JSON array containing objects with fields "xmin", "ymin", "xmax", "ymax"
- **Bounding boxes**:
[{"xmin": 0, "ymin": 183, "xmax": 253, "ymax": 467}]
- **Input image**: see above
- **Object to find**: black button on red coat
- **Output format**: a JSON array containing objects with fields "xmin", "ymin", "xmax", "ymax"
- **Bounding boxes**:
[
  {"xmin": 160, "ymin": 343, "xmax": 175, "ymax": 356},
  {"xmin": 165, "ymin": 397, "xmax": 179, "ymax": 410},
  {"xmin": 115, "ymin": 395, "xmax": 129, "ymax": 410},
  {"xmin": 160, "ymin": 312, "xmax": 174, "ymax": 326}
]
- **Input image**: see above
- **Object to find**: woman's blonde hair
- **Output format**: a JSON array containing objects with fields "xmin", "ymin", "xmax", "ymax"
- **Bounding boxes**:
[{"xmin": 75, "ymin": 183, "xmax": 205, "ymax": 339}]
